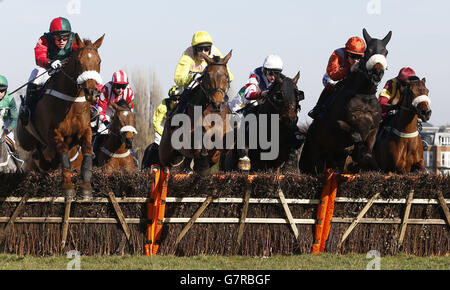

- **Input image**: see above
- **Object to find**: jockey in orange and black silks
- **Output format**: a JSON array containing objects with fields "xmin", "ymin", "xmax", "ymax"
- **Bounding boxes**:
[{"xmin": 308, "ymin": 36, "xmax": 366, "ymax": 120}]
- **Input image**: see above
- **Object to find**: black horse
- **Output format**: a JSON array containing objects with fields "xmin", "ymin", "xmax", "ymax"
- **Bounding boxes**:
[
  {"xmin": 221, "ymin": 73, "xmax": 304, "ymax": 172},
  {"xmin": 300, "ymin": 28, "xmax": 391, "ymax": 174}
]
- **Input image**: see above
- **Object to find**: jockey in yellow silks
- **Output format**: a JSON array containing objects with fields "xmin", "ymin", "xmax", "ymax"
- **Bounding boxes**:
[{"xmin": 174, "ymin": 31, "xmax": 233, "ymax": 88}]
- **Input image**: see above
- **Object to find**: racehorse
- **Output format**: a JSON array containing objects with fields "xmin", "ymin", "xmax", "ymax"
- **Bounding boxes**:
[
  {"xmin": 374, "ymin": 78, "xmax": 431, "ymax": 173},
  {"xmin": 16, "ymin": 34, "xmax": 104, "ymax": 197},
  {"xmin": 0, "ymin": 109, "xmax": 21, "ymax": 173},
  {"xmin": 299, "ymin": 28, "xmax": 391, "ymax": 174},
  {"xmin": 221, "ymin": 73, "xmax": 304, "ymax": 172},
  {"xmin": 159, "ymin": 51, "xmax": 233, "ymax": 176},
  {"xmin": 95, "ymin": 100, "xmax": 137, "ymax": 172}
]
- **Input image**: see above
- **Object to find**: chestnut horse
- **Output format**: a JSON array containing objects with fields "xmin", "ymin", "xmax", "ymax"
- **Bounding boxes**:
[
  {"xmin": 159, "ymin": 51, "xmax": 233, "ymax": 176},
  {"xmin": 16, "ymin": 34, "xmax": 104, "ymax": 197},
  {"xmin": 374, "ymin": 78, "xmax": 431, "ymax": 173},
  {"xmin": 95, "ymin": 100, "xmax": 137, "ymax": 172}
]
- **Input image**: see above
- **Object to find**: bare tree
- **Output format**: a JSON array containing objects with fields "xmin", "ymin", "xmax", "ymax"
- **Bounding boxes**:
[{"xmin": 128, "ymin": 67, "xmax": 163, "ymax": 166}]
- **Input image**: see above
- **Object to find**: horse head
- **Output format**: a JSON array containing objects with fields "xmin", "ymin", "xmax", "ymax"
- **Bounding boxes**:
[
  {"xmin": 110, "ymin": 100, "xmax": 137, "ymax": 149},
  {"xmin": 362, "ymin": 28, "xmax": 392, "ymax": 85},
  {"xmin": 405, "ymin": 77, "xmax": 432, "ymax": 122},
  {"xmin": 72, "ymin": 34, "xmax": 105, "ymax": 102},
  {"xmin": 265, "ymin": 72, "xmax": 303, "ymax": 128},
  {"xmin": 198, "ymin": 50, "xmax": 232, "ymax": 110}
]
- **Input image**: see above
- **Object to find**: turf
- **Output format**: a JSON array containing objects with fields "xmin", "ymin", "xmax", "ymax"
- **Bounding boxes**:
[{"xmin": 0, "ymin": 254, "xmax": 448, "ymax": 270}]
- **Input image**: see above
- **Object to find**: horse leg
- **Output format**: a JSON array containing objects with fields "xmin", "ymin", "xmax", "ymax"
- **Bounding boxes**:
[
  {"xmin": 53, "ymin": 130, "xmax": 75, "ymax": 196},
  {"xmin": 80, "ymin": 129, "xmax": 93, "ymax": 199},
  {"xmin": 193, "ymin": 149, "xmax": 211, "ymax": 176}
]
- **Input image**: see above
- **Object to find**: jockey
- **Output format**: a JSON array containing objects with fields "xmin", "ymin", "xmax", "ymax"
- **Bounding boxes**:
[
  {"xmin": 19, "ymin": 17, "xmax": 79, "ymax": 125},
  {"xmin": 0, "ymin": 75, "xmax": 19, "ymax": 157},
  {"xmin": 153, "ymin": 85, "xmax": 183, "ymax": 145},
  {"xmin": 233, "ymin": 55, "xmax": 304, "ymax": 169},
  {"xmin": 93, "ymin": 70, "xmax": 134, "ymax": 155},
  {"xmin": 172, "ymin": 31, "xmax": 233, "ymax": 115},
  {"xmin": 230, "ymin": 54, "xmax": 283, "ymax": 114},
  {"xmin": 378, "ymin": 67, "xmax": 418, "ymax": 118},
  {"xmin": 174, "ymin": 31, "xmax": 234, "ymax": 88},
  {"xmin": 308, "ymin": 36, "xmax": 366, "ymax": 119},
  {"xmin": 142, "ymin": 85, "xmax": 184, "ymax": 169}
]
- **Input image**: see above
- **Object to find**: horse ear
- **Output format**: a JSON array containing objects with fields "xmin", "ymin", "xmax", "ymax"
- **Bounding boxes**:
[
  {"xmin": 362, "ymin": 28, "xmax": 372, "ymax": 44},
  {"xmin": 337, "ymin": 120, "xmax": 352, "ymax": 132},
  {"xmin": 382, "ymin": 31, "xmax": 392, "ymax": 46},
  {"xmin": 74, "ymin": 33, "xmax": 84, "ymax": 48},
  {"xmin": 422, "ymin": 77, "xmax": 426, "ymax": 84},
  {"xmin": 222, "ymin": 50, "xmax": 232, "ymax": 64},
  {"xmin": 292, "ymin": 71, "xmax": 300, "ymax": 85},
  {"xmin": 93, "ymin": 34, "xmax": 105, "ymax": 49},
  {"xmin": 199, "ymin": 52, "xmax": 214, "ymax": 64}
]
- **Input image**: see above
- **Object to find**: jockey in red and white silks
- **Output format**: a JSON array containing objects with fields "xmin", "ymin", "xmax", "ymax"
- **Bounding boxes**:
[{"xmin": 96, "ymin": 70, "xmax": 135, "ymax": 135}]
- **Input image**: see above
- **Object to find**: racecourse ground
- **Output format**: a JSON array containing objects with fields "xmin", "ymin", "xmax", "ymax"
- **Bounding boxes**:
[{"xmin": 0, "ymin": 253, "xmax": 448, "ymax": 270}]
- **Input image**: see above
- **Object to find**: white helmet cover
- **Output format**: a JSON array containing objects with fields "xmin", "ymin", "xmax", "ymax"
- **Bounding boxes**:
[{"xmin": 263, "ymin": 54, "xmax": 283, "ymax": 70}]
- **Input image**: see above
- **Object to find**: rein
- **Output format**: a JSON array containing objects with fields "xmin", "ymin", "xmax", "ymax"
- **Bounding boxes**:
[{"xmin": 53, "ymin": 46, "xmax": 103, "ymax": 101}]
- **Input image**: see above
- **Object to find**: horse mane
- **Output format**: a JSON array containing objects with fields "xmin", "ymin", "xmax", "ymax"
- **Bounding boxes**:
[{"xmin": 116, "ymin": 99, "xmax": 130, "ymax": 110}]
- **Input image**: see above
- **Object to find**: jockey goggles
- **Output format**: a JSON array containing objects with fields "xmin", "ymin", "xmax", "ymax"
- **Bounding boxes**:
[
  {"xmin": 53, "ymin": 33, "xmax": 71, "ymax": 41},
  {"xmin": 347, "ymin": 52, "xmax": 363, "ymax": 60},
  {"xmin": 0, "ymin": 87, "xmax": 7, "ymax": 93},
  {"xmin": 113, "ymin": 83, "xmax": 128, "ymax": 90},
  {"xmin": 265, "ymin": 68, "xmax": 282, "ymax": 77},
  {"xmin": 195, "ymin": 45, "xmax": 211, "ymax": 53}
]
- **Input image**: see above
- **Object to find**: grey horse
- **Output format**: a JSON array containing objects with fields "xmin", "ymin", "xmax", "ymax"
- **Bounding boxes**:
[{"xmin": 0, "ymin": 108, "xmax": 22, "ymax": 173}]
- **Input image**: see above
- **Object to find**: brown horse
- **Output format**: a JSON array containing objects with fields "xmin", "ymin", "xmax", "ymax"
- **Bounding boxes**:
[
  {"xmin": 16, "ymin": 34, "xmax": 104, "ymax": 197},
  {"xmin": 95, "ymin": 100, "xmax": 137, "ymax": 172},
  {"xmin": 159, "ymin": 51, "xmax": 233, "ymax": 176},
  {"xmin": 374, "ymin": 78, "xmax": 431, "ymax": 173}
]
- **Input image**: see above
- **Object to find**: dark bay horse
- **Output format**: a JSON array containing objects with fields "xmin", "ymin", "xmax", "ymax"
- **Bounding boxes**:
[
  {"xmin": 374, "ymin": 78, "xmax": 431, "ymax": 173},
  {"xmin": 300, "ymin": 29, "xmax": 391, "ymax": 174},
  {"xmin": 221, "ymin": 73, "xmax": 303, "ymax": 172},
  {"xmin": 159, "ymin": 51, "xmax": 233, "ymax": 176},
  {"xmin": 16, "ymin": 34, "xmax": 104, "ymax": 197},
  {"xmin": 95, "ymin": 100, "xmax": 137, "ymax": 172}
]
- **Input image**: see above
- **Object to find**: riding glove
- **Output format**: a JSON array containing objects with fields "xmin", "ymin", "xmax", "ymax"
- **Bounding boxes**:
[{"xmin": 50, "ymin": 60, "xmax": 63, "ymax": 70}]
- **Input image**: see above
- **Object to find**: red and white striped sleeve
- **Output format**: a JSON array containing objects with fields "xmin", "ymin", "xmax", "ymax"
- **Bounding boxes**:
[
  {"xmin": 244, "ymin": 74, "xmax": 262, "ymax": 100},
  {"xmin": 126, "ymin": 87, "xmax": 135, "ymax": 111},
  {"xmin": 98, "ymin": 85, "xmax": 110, "ymax": 123}
]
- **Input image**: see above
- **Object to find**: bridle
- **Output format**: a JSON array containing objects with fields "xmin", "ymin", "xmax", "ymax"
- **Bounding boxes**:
[
  {"xmin": 399, "ymin": 82, "xmax": 431, "ymax": 116},
  {"xmin": 58, "ymin": 46, "xmax": 103, "ymax": 97},
  {"xmin": 198, "ymin": 62, "xmax": 230, "ymax": 108}
]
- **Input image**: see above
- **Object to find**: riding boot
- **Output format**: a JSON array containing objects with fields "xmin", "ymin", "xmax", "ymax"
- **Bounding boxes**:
[
  {"xmin": 308, "ymin": 85, "xmax": 334, "ymax": 119},
  {"xmin": 19, "ymin": 84, "xmax": 39, "ymax": 126}
]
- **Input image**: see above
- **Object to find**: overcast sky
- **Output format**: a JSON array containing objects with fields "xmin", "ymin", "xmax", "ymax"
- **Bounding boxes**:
[{"xmin": 1, "ymin": 0, "xmax": 449, "ymax": 125}]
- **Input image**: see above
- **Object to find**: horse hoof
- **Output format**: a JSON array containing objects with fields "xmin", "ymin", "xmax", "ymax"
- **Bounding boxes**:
[
  {"xmin": 81, "ymin": 189, "xmax": 93, "ymax": 200},
  {"xmin": 238, "ymin": 158, "xmax": 251, "ymax": 171}
]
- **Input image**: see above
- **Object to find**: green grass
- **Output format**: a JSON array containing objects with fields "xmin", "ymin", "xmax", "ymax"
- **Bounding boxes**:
[{"xmin": 0, "ymin": 254, "xmax": 448, "ymax": 270}]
